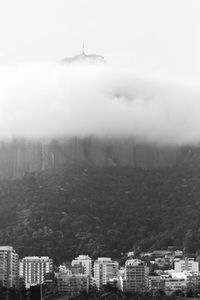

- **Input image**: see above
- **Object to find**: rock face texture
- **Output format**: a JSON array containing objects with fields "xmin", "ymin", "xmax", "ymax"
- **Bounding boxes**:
[{"xmin": 0, "ymin": 137, "xmax": 189, "ymax": 179}]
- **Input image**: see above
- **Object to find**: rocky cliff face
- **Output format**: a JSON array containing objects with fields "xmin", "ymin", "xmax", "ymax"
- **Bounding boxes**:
[{"xmin": 0, "ymin": 137, "xmax": 188, "ymax": 179}]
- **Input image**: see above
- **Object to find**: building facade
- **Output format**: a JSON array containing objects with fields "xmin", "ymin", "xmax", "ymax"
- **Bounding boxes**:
[
  {"xmin": 124, "ymin": 259, "xmax": 146, "ymax": 293},
  {"xmin": 71, "ymin": 255, "xmax": 92, "ymax": 276},
  {"xmin": 56, "ymin": 273, "xmax": 89, "ymax": 296},
  {"xmin": 165, "ymin": 278, "xmax": 187, "ymax": 292},
  {"xmin": 0, "ymin": 246, "xmax": 19, "ymax": 288},
  {"xmin": 19, "ymin": 256, "xmax": 53, "ymax": 288},
  {"xmin": 148, "ymin": 275, "xmax": 165, "ymax": 290},
  {"xmin": 94, "ymin": 257, "xmax": 119, "ymax": 289},
  {"xmin": 174, "ymin": 258, "xmax": 199, "ymax": 273}
]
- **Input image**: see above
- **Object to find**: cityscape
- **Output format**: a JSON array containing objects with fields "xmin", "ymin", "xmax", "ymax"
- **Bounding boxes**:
[
  {"xmin": 1, "ymin": 246, "xmax": 200, "ymax": 299},
  {"xmin": 0, "ymin": 1, "xmax": 199, "ymax": 300}
]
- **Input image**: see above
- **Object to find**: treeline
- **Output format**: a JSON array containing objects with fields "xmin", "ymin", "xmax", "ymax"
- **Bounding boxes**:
[
  {"xmin": 70, "ymin": 284, "xmax": 199, "ymax": 300},
  {"xmin": 0, "ymin": 285, "xmax": 196, "ymax": 300}
]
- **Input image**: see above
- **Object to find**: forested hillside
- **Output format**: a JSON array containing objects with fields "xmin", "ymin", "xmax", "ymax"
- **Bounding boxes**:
[{"xmin": 0, "ymin": 160, "xmax": 200, "ymax": 263}]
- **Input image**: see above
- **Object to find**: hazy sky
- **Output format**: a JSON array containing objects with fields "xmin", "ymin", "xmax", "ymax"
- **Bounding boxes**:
[
  {"xmin": 0, "ymin": 1, "xmax": 199, "ymax": 145},
  {"xmin": 0, "ymin": 0, "xmax": 200, "ymax": 77}
]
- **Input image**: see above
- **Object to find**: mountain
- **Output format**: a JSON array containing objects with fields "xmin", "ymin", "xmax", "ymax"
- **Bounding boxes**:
[
  {"xmin": 0, "ymin": 137, "xmax": 186, "ymax": 180},
  {"xmin": 0, "ymin": 52, "xmax": 198, "ymax": 263},
  {"xmin": 0, "ymin": 137, "xmax": 199, "ymax": 263},
  {"xmin": 61, "ymin": 51, "xmax": 106, "ymax": 65},
  {"xmin": 0, "ymin": 158, "xmax": 200, "ymax": 263}
]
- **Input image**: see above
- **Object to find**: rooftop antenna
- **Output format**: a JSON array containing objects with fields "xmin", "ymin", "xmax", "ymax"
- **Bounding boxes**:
[{"xmin": 82, "ymin": 42, "xmax": 85, "ymax": 55}]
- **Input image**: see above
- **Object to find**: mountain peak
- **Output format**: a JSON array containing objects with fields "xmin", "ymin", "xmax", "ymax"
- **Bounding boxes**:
[{"xmin": 61, "ymin": 47, "xmax": 106, "ymax": 65}]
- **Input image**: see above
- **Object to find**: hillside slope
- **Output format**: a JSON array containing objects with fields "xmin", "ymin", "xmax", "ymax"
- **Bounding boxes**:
[{"xmin": 0, "ymin": 161, "xmax": 200, "ymax": 262}]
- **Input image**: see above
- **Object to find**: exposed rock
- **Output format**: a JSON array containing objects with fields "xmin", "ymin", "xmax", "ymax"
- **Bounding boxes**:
[{"xmin": 0, "ymin": 137, "xmax": 190, "ymax": 179}]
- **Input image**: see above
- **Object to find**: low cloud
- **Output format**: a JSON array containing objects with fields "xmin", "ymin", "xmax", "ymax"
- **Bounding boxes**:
[{"xmin": 0, "ymin": 61, "xmax": 199, "ymax": 146}]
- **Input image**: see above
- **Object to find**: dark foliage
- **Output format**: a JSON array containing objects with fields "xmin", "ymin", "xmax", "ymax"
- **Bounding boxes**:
[
  {"xmin": 0, "ymin": 163, "xmax": 200, "ymax": 263},
  {"xmin": 70, "ymin": 285, "xmax": 174, "ymax": 300}
]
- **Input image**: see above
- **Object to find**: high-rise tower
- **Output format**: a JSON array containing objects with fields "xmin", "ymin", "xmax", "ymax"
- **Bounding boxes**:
[
  {"xmin": 124, "ymin": 259, "xmax": 146, "ymax": 292},
  {"xmin": 0, "ymin": 246, "xmax": 19, "ymax": 288},
  {"xmin": 71, "ymin": 255, "xmax": 92, "ymax": 276},
  {"xmin": 19, "ymin": 256, "xmax": 53, "ymax": 289},
  {"xmin": 94, "ymin": 257, "xmax": 119, "ymax": 289}
]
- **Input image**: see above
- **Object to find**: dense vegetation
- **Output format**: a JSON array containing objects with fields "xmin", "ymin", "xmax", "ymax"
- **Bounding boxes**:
[
  {"xmin": 0, "ymin": 161, "xmax": 200, "ymax": 262},
  {"xmin": 70, "ymin": 285, "xmax": 196, "ymax": 300}
]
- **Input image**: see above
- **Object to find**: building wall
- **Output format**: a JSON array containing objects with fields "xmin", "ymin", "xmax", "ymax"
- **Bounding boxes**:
[
  {"xmin": 71, "ymin": 255, "xmax": 92, "ymax": 276},
  {"xmin": 94, "ymin": 258, "xmax": 119, "ymax": 289},
  {"xmin": 0, "ymin": 246, "xmax": 19, "ymax": 288},
  {"xmin": 125, "ymin": 259, "xmax": 146, "ymax": 293},
  {"xmin": 165, "ymin": 278, "xmax": 187, "ymax": 291},
  {"xmin": 56, "ymin": 273, "xmax": 89, "ymax": 296},
  {"xmin": 175, "ymin": 258, "xmax": 199, "ymax": 273},
  {"xmin": 20, "ymin": 256, "xmax": 53, "ymax": 289},
  {"xmin": 148, "ymin": 276, "xmax": 165, "ymax": 290}
]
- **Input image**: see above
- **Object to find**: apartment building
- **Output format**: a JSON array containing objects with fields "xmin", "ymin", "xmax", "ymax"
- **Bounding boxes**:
[
  {"xmin": 0, "ymin": 246, "xmax": 19, "ymax": 288},
  {"xmin": 124, "ymin": 259, "xmax": 146, "ymax": 292},
  {"xmin": 174, "ymin": 258, "xmax": 199, "ymax": 273},
  {"xmin": 19, "ymin": 256, "xmax": 53, "ymax": 288},
  {"xmin": 94, "ymin": 257, "xmax": 119, "ymax": 289},
  {"xmin": 71, "ymin": 255, "xmax": 92, "ymax": 276}
]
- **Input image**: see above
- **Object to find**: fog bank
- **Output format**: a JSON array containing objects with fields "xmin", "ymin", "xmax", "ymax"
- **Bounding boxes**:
[{"xmin": 0, "ymin": 62, "xmax": 199, "ymax": 146}]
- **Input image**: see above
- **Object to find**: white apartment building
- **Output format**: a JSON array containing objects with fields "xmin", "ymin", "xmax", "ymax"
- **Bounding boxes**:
[
  {"xmin": 0, "ymin": 246, "xmax": 19, "ymax": 288},
  {"xmin": 19, "ymin": 256, "xmax": 53, "ymax": 289},
  {"xmin": 174, "ymin": 258, "xmax": 199, "ymax": 273},
  {"xmin": 71, "ymin": 255, "xmax": 92, "ymax": 276},
  {"xmin": 94, "ymin": 257, "xmax": 119, "ymax": 289}
]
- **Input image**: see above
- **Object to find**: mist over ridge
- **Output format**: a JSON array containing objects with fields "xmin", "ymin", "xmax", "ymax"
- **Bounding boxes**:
[{"xmin": 0, "ymin": 57, "xmax": 198, "ymax": 146}]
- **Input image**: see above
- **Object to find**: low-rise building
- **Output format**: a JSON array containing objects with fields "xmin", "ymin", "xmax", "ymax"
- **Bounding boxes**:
[
  {"xmin": 56, "ymin": 273, "xmax": 89, "ymax": 296},
  {"xmin": 148, "ymin": 276, "xmax": 165, "ymax": 291},
  {"xmin": 165, "ymin": 278, "xmax": 187, "ymax": 292},
  {"xmin": 174, "ymin": 258, "xmax": 199, "ymax": 273},
  {"xmin": 174, "ymin": 250, "xmax": 183, "ymax": 257},
  {"xmin": 152, "ymin": 250, "xmax": 172, "ymax": 258}
]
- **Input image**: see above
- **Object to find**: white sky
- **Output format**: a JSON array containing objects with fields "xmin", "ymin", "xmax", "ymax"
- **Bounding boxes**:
[
  {"xmin": 0, "ymin": 0, "xmax": 199, "ymax": 78},
  {"xmin": 0, "ymin": 0, "xmax": 199, "ymax": 143}
]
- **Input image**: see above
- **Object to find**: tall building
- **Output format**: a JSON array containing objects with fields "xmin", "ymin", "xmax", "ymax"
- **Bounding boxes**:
[
  {"xmin": 19, "ymin": 256, "xmax": 53, "ymax": 289},
  {"xmin": 71, "ymin": 255, "xmax": 92, "ymax": 276},
  {"xmin": 124, "ymin": 259, "xmax": 146, "ymax": 293},
  {"xmin": 0, "ymin": 246, "xmax": 19, "ymax": 288},
  {"xmin": 174, "ymin": 258, "xmax": 199, "ymax": 273},
  {"xmin": 94, "ymin": 257, "xmax": 119, "ymax": 289}
]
